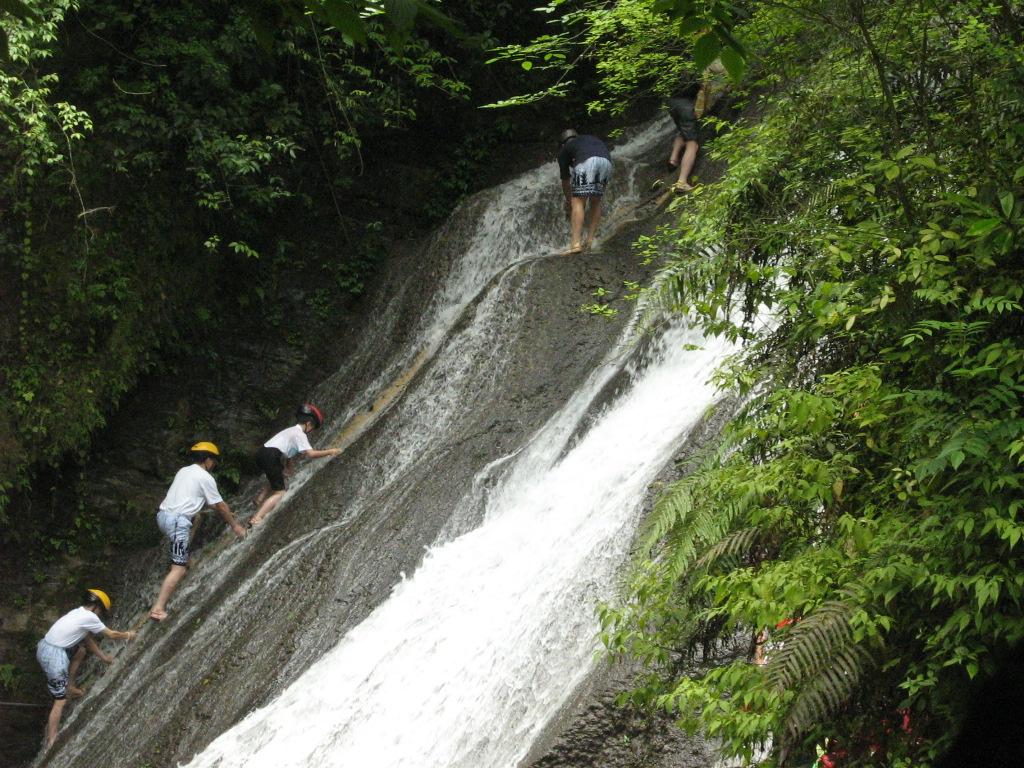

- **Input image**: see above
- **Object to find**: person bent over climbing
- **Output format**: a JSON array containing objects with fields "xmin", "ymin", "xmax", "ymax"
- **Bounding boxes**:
[
  {"xmin": 36, "ymin": 589, "xmax": 137, "ymax": 748},
  {"xmin": 249, "ymin": 403, "xmax": 340, "ymax": 527},
  {"xmin": 149, "ymin": 442, "xmax": 246, "ymax": 621},
  {"xmin": 666, "ymin": 73, "xmax": 701, "ymax": 193},
  {"xmin": 666, "ymin": 59, "xmax": 727, "ymax": 193},
  {"xmin": 557, "ymin": 129, "xmax": 612, "ymax": 255}
]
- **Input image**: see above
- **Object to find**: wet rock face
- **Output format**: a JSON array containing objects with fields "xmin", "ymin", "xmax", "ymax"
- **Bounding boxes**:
[{"xmin": 528, "ymin": 665, "xmax": 716, "ymax": 768}]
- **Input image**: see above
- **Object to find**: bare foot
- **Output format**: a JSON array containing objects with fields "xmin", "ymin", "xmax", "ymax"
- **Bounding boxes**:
[
  {"xmin": 149, "ymin": 609, "xmax": 168, "ymax": 622},
  {"xmin": 557, "ymin": 244, "xmax": 584, "ymax": 256},
  {"xmin": 248, "ymin": 516, "xmax": 263, "ymax": 527},
  {"xmin": 67, "ymin": 686, "xmax": 86, "ymax": 699}
]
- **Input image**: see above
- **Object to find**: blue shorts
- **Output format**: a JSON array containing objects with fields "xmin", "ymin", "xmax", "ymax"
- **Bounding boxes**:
[
  {"xmin": 570, "ymin": 156, "xmax": 612, "ymax": 197},
  {"xmin": 36, "ymin": 639, "xmax": 74, "ymax": 699},
  {"xmin": 157, "ymin": 510, "xmax": 193, "ymax": 566}
]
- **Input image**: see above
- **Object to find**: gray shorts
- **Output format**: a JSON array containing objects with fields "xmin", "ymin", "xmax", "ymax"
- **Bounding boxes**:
[
  {"xmin": 570, "ymin": 156, "xmax": 612, "ymax": 197},
  {"xmin": 668, "ymin": 97, "xmax": 699, "ymax": 142},
  {"xmin": 157, "ymin": 510, "xmax": 193, "ymax": 566},
  {"xmin": 36, "ymin": 639, "xmax": 74, "ymax": 699}
]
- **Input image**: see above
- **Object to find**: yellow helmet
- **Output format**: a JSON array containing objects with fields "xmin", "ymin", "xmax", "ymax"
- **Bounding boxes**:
[
  {"xmin": 190, "ymin": 441, "xmax": 220, "ymax": 456},
  {"xmin": 86, "ymin": 588, "xmax": 112, "ymax": 612}
]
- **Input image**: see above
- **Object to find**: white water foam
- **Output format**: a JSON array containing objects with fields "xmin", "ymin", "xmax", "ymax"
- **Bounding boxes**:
[{"xmin": 185, "ymin": 322, "xmax": 732, "ymax": 768}]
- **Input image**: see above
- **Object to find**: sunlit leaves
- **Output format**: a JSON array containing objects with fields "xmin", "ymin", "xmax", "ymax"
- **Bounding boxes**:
[{"xmin": 598, "ymin": 0, "xmax": 1024, "ymax": 763}]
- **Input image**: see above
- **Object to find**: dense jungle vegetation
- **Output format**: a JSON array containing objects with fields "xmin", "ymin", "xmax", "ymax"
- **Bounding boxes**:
[{"xmin": 494, "ymin": 0, "xmax": 1024, "ymax": 765}]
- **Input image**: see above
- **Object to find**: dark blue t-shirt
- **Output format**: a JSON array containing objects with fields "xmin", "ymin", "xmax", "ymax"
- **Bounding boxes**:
[{"xmin": 558, "ymin": 135, "xmax": 611, "ymax": 180}]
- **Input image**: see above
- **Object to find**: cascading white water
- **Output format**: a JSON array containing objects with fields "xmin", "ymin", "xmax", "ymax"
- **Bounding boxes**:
[{"xmin": 185, "ymin": 320, "xmax": 733, "ymax": 768}]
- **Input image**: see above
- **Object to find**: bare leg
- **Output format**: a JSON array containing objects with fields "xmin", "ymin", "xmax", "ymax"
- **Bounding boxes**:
[
  {"xmin": 676, "ymin": 140, "xmax": 699, "ymax": 190},
  {"xmin": 45, "ymin": 698, "xmax": 67, "ymax": 747},
  {"xmin": 150, "ymin": 564, "xmax": 188, "ymax": 620},
  {"xmin": 254, "ymin": 482, "xmax": 271, "ymax": 509},
  {"xmin": 568, "ymin": 196, "xmax": 586, "ymax": 252},
  {"xmin": 66, "ymin": 646, "xmax": 87, "ymax": 698},
  {"xmin": 668, "ymin": 135, "xmax": 685, "ymax": 167},
  {"xmin": 584, "ymin": 197, "xmax": 604, "ymax": 249},
  {"xmin": 753, "ymin": 629, "xmax": 769, "ymax": 665},
  {"xmin": 250, "ymin": 490, "xmax": 285, "ymax": 526}
]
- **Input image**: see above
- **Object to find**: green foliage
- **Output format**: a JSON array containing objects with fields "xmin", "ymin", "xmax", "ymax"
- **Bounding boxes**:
[
  {"xmin": 484, "ymin": 0, "xmax": 745, "ymax": 111},
  {"xmin": 0, "ymin": 0, "xmax": 531, "ymax": 549},
  {"xmin": 574, "ymin": 0, "xmax": 1024, "ymax": 765}
]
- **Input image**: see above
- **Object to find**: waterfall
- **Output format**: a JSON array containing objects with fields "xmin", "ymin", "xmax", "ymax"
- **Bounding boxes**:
[
  {"xmin": 44, "ymin": 115, "xmax": 731, "ymax": 768},
  {"xmin": 186, "ymin": 325, "xmax": 730, "ymax": 768}
]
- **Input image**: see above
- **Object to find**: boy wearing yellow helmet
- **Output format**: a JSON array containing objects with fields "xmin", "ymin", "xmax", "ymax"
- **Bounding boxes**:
[
  {"xmin": 36, "ymin": 588, "xmax": 137, "ymax": 748},
  {"xmin": 148, "ymin": 442, "xmax": 247, "ymax": 621}
]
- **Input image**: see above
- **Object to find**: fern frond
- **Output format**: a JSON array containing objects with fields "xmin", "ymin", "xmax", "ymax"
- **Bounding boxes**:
[
  {"xmin": 694, "ymin": 525, "xmax": 761, "ymax": 571},
  {"xmin": 766, "ymin": 601, "xmax": 855, "ymax": 691},
  {"xmin": 781, "ymin": 644, "xmax": 874, "ymax": 746},
  {"xmin": 641, "ymin": 475, "xmax": 697, "ymax": 552}
]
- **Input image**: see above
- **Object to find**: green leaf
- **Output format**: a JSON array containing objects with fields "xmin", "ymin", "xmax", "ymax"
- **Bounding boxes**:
[
  {"xmin": 692, "ymin": 32, "xmax": 721, "ymax": 71},
  {"xmin": 966, "ymin": 218, "xmax": 1001, "ymax": 237},
  {"xmin": 521, "ymin": 60, "xmax": 533, "ymax": 71},
  {"xmin": 720, "ymin": 44, "xmax": 745, "ymax": 83},
  {"xmin": 383, "ymin": 0, "xmax": 418, "ymax": 34},
  {"xmin": 999, "ymin": 192, "xmax": 1014, "ymax": 219},
  {"xmin": 320, "ymin": 0, "xmax": 367, "ymax": 44},
  {"xmin": 677, "ymin": 16, "xmax": 706, "ymax": 36}
]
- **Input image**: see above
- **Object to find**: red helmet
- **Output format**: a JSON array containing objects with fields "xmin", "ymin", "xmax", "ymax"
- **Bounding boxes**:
[{"xmin": 296, "ymin": 403, "xmax": 324, "ymax": 429}]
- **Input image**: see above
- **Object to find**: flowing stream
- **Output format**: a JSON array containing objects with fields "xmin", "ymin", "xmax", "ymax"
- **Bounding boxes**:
[{"xmin": 46, "ymin": 116, "xmax": 735, "ymax": 768}]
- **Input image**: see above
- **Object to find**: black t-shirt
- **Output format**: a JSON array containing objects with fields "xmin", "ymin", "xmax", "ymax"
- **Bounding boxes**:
[{"xmin": 557, "ymin": 135, "xmax": 611, "ymax": 180}]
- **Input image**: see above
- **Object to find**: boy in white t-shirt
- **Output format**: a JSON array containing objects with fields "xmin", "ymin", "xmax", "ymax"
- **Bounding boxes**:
[
  {"xmin": 249, "ymin": 403, "xmax": 341, "ymax": 527},
  {"xmin": 36, "ymin": 588, "xmax": 137, "ymax": 748},
  {"xmin": 148, "ymin": 441, "xmax": 247, "ymax": 621}
]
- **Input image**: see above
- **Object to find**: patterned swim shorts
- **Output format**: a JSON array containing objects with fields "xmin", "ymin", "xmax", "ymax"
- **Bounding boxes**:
[
  {"xmin": 157, "ymin": 510, "xmax": 193, "ymax": 566},
  {"xmin": 570, "ymin": 155, "xmax": 613, "ymax": 197},
  {"xmin": 36, "ymin": 639, "xmax": 74, "ymax": 699}
]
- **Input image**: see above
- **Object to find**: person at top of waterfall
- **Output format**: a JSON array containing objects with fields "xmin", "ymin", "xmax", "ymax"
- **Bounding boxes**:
[
  {"xmin": 556, "ymin": 129, "xmax": 612, "ymax": 255},
  {"xmin": 149, "ymin": 441, "xmax": 247, "ymax": 621},
  {"xmin": 666, "ymin": 59, "xmax": 727, "ymax": 193},
  {"xmin": 248, "ymin": 404, "xmax": 341, "ymax": 528},
  {"xmin": 36, "ymin": 588, "xmax": 137, "ymax": 748}
]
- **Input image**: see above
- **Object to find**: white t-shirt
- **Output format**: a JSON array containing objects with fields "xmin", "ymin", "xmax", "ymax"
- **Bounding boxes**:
[
  {"xmin": 158, "ymin": 463, "xmax": 223, "ymax": 519},
  {"xmin": 44, "ymin": 607, "xmax": 107, "ymax": 648},
  {"xmin": 264, "ymin": 424, "xmax": 313, "ymax": 459}
]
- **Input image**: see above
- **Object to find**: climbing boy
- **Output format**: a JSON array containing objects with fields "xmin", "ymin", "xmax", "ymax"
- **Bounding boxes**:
[
  {"xmin": 666, "ymin": 59, "xmax": 727, "ymax": 192},
  {"xmin": 556, "ymin": 129, "xmax": 613, "ymax": 255},
  {"xmin": 36, "ymin": 588, "xmax": 137, "ymax": 748},
  {"xmin": 149, "ymin": 441, "xmax": 247, "ymax": 621},
  {"xmin": 249, "ymin": 404, "xmax": 340, "ymax": 527}
]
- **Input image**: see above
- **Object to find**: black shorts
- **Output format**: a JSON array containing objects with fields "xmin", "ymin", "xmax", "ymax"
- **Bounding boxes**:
[
  {"xmin": 668, "ymin": 97, "xmax": 699, "ymax": 142},
  {"xmin": 256, "ymin": 446, "xmax": 286, "ymax": 491}
]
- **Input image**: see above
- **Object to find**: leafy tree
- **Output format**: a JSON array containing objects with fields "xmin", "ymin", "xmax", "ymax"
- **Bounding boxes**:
[{"xmin": 501, "ymin": 0, "xmax": 1024, "ymax": 764}]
